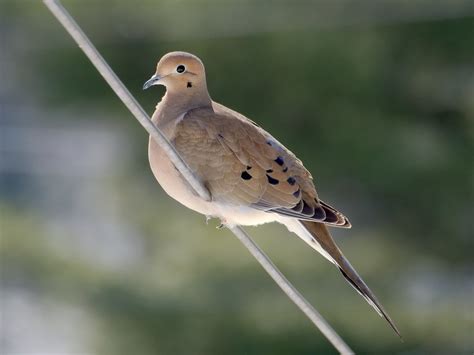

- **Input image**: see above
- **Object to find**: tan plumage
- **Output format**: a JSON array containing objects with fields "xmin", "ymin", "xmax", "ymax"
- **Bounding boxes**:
[
  {"xmin": 173, "ymin": 102, "xmax": 349, "ymax": 227},
  {"xmin": 144, "ymin": 51, "xmax": 400, "ymax": 337}
]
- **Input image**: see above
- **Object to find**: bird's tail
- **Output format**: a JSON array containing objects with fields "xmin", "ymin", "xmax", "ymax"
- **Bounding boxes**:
[{"xmin": 282, "ymin": 218, "xmax": 401, "ymax": 338}]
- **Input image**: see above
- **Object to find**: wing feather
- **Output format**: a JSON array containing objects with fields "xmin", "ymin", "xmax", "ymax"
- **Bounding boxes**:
[{"xmin": 172, "ymin": 103, "xmax": 351, "ymax": 228}]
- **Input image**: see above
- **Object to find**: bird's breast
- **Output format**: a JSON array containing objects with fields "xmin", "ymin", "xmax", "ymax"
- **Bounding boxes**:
[
  {"xmin": 148, "ymin": 136, "xmax": 212, "ymax": 214},
  {"xmin": 148, "ymin": 136, "xmax": 276, "ymax": 226}
]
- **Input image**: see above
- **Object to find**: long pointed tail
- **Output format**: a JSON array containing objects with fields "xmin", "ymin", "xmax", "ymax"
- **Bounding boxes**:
[{"xmin": 284, "ymin": 218, "xmax": 401, "ymax": 338}]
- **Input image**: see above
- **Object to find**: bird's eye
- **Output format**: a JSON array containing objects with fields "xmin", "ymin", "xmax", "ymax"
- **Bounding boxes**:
[{"xmin": 176, "ymin": 65, "xmax": 186, "ymax": 73}]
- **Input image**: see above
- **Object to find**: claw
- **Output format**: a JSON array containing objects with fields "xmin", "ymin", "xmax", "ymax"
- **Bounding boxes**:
[
  {"xmin": 216, "ymin": 217, "xmax": 228, "ymax": 229},
  {"xmin": 205, "ymin": 215, "xmax": 211, "ymax": 225}
]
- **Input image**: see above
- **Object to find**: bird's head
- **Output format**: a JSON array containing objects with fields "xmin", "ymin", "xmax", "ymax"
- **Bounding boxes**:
[{"xmin": 143, "ymin": 51, "xmax": 207, "ymax": 92}]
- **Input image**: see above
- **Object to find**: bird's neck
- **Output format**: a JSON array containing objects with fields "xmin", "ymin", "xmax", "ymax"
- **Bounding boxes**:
[
  {"xmin": 166, "ymin": 83, "xmax": 211, "ymax": 110},
  {"xmin": 152, "ymin": 88, "xmax": 212, "ymax": 137}
]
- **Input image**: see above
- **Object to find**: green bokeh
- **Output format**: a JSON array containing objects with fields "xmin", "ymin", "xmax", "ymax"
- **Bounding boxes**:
[{"xmin": 1, "ymin": 1, "xmax": 473, "ymax": 354}]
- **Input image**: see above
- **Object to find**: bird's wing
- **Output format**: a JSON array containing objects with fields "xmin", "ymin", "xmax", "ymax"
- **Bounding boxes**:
[{"xmin": 172, "ymin": 103, "xmax": 350, "ymax": 228}]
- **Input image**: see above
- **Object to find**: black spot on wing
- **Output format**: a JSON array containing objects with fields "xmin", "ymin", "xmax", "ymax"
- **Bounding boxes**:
[
  {"xmin": 274, "ymin": 156, "xmax": 284, "ymax": 166},
  {"xmin": 266, "ymin": 174, "xmax": 279, "ymax": 185},
  {"xmin": 287, "ymin": 177, "xmax": 296, "ymax": 186},
  {"xmin": 293, "ymin": 189, "xmax": 301, "ymax": 198},
  {"xmin": 241, "ymin": 171, "xmax": 252, "ymax": 180},
  {"xmin": 266, "ymin": 169, "xmax": 273, "ymax": 173},
  {"xmin": 283, "ymin": 167, "xmax": 288, "ymax": 173}
]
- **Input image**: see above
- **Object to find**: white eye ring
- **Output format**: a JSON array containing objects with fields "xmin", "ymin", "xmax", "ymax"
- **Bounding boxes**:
[{"xmin": 176, "ymin": 65, "xmax": 186, "ymax": 73}]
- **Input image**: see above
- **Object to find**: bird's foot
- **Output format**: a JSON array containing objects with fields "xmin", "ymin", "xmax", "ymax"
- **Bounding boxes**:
[{"xmin": 216, "ymin": 217, "xmax": 228, "ymax": 229}]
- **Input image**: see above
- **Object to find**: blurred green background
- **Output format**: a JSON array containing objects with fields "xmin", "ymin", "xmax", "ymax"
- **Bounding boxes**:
[{"xmin": 1, "ymin": 0, "xmax": 473, "ymax": 354}]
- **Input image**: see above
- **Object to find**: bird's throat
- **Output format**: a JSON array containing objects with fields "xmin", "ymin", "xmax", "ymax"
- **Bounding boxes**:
[{"xmin": 152, "ymin": 91, "xmax": 212, "ymax": 137}]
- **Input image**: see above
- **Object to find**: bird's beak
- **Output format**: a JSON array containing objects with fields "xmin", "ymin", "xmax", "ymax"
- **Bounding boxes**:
[{"xmin": 143, "ymin": 73, "xmax": 162, "ymax": 90}]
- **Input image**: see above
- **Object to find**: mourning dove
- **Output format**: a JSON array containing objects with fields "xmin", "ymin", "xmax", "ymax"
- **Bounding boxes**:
[{"xmin": 143, "ymin": 51, "xmax": 401, "ymax": 337}]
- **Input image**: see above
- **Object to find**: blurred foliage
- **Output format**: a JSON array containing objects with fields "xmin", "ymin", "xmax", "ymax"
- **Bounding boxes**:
[{"xmin": 1, "ymin": 0, "xmax": 473, "ymax": 354}]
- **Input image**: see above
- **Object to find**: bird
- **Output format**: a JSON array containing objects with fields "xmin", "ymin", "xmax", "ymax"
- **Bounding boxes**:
[{"xmin": 143, "ymin": 51, "xmax": 401, "ymax": 337}]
